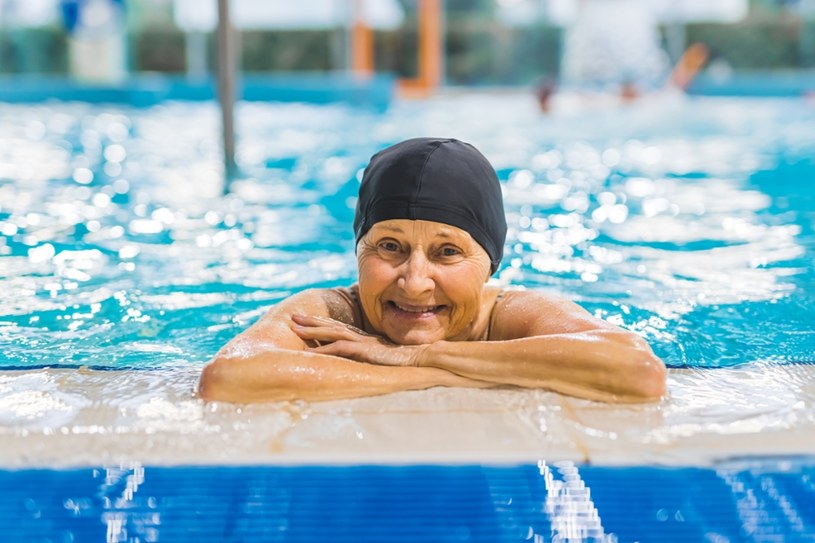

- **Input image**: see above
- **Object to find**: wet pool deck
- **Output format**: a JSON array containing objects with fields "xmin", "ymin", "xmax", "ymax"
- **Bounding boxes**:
[{"xmin": 0, "ymin": 365, "xmax": 813, "ymax": 468}]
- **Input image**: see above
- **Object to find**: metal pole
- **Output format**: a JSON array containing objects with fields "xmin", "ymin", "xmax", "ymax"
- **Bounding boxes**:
[{"xmin": 217, "ymin": 0, "xmax": 237, "ymax": 184}]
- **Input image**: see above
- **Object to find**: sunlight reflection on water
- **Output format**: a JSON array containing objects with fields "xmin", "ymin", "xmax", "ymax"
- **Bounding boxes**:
[{"xmin": 0, "ymin": 95, "xmax": 814, "ymax": 372}]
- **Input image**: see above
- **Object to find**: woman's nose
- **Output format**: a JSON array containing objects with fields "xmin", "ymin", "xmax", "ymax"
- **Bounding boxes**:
[{"xmin": 398, "ymin": 251, "xmax": 434, "ymax": 295}]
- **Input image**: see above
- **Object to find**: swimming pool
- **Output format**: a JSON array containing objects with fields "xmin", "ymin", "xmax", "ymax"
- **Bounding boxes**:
[{"xmin": 1, "ymin": 93, "xmax": 814, "ymax": 541}]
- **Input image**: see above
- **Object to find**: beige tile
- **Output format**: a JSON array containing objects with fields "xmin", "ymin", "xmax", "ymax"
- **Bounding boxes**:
[
  {"xmin": 278, "ymin": 388, "xmax": 583, "ymax": 463},
  {"xmin": 558, "ymin": 366, "xmax": 815, "ymax": 465},
  {"xmin": 1, "ymin": 365, "xmax": 813, "ymax": 468}
]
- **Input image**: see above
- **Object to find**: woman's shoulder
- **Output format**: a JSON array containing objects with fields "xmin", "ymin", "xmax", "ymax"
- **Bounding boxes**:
[
  {"xmin": 265, "ymin": 286, "xmax": 361, "ymax": 325},
  {"xmin": 318, "ymin": 285, "xmax": 365, "ymax": 326},
  {"xmin": 487, "ymin": 287, "xmax": 576, "ymax": 340},
  {"xmin": 493, "ymin": 285, "xmax": 576, "ymax": 303},
  {"xmin": 486, "ymin": 285, "xmax": 536, "ymax": 308}
]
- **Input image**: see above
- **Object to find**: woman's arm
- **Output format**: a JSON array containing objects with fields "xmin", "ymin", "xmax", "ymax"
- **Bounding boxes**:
[
  {"xmin": 415, "ymin": 331, "xmax": 665, "ymax": 403},
  {"xmin": 418, "ymin": 290, "xmax": 666, "ymax": 402},
  {"xmin": 198, "ymin": 348, "xmax": 492, "ymax": 403},
  {"xmin": 198, "ymin": 288, "xmax": 491, "ymax": 403},
  {"xmin": 296, "ymin": 290, "xmax": 666, "ymax": 403}
]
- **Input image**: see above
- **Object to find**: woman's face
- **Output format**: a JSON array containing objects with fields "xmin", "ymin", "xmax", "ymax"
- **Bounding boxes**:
[{"xmin": 357, "ymin": 219, "xmax": 493, "ymax": 345}]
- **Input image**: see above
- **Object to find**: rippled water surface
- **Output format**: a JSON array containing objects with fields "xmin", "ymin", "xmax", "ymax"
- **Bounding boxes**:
[{"xmin": 1, "ymin": 94, "xmax": 814, "ymax": 370}]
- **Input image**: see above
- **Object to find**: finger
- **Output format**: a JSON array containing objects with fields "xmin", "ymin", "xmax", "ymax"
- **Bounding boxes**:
[
  {"xmin": 309, "ymin": 341, "xmax": 368, "ymax": 362},
  {"xmin": 292, "ymin": 314, "xmax": 370, "ymax": 337},
  {"xmin": 291, "ymin": 324, "xmax": 371, "ymax": 345},
  {"xmin": 309, "ymin": 342, "xmax": 412, "ymax": 367},
  {"xmin": 291, "ymin": 321, "xmax": 370, "ymax": 344},
  {"xmin": 291, "ymin": 314, "xmax": 339, "ymax": 327},
  {"xmin": 291, "ymin": 324, "xmax": 352, "ymax": 342}
]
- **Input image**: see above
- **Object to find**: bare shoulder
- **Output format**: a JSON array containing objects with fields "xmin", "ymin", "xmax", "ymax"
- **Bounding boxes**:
[
  {"xmin": 490, "ymin": 288, "xmax": 616, "ymax": 340},
  {"xmin": 221, "ymin": 286, "xmax": 360, "ymax": 354},
  {"xmin": 259, "ymin": 286, "xmax": 360, "ymax": 325}
]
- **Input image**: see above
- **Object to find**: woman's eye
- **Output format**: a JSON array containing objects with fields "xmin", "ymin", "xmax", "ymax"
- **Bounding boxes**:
[
  {"xmin": 440, "ymin": 246, "xmax": 461, "ymax": 257},
  {"xmin": 379, "ymin": 241, "xmax": 400, "ymax": 252}
]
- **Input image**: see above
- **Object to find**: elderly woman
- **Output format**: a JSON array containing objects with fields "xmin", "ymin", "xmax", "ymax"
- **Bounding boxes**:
[{"xmin": 199, "ymin": 138, "xmax": 666, "ymax": 403}]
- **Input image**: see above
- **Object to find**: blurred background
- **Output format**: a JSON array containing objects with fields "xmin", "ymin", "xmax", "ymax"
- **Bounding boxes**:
[{"xmin": 1, "ymin": 0, "xmax": 814, "ymax": 94}]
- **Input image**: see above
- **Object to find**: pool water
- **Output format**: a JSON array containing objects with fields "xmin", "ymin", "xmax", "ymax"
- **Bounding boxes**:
[
  {"xmin": 1, "ymin": 95, "xmax": 813, "ymax": 371},
  {"xmin": 1, "ymin": 93, "xmax": 815, "ymax": 541}
]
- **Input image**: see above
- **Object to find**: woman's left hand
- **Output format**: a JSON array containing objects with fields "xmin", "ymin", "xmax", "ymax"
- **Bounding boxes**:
[{"xmin": 290, "ymin": 314, "xmax": 424, "ymax": 367}]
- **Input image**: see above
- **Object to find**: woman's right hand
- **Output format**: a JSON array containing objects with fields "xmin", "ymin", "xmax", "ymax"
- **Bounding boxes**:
[{"xmin": 290, "ymin": 314, "xmax": 426, "ymax": 367}]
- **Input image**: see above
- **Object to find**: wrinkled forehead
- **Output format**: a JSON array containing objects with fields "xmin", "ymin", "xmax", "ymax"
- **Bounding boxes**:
[
  {"xmin": 361, "ymin": 220, "xmax": 489, "ymax": 255},
  {"xmin": 370, "ymin": 219, "xmax": 471, "ymax": 239}
]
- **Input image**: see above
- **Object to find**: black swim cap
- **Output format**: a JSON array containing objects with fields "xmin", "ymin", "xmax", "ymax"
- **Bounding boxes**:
[{"xmin": 354, "ymin": 137, "xmax": 507, "ymax": 274}]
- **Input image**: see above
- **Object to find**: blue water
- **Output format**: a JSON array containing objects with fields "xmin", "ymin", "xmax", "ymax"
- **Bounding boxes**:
[
  {"xmin": 2, "ymin": 459, "xmax": 814, "ymax": 542},
  {"xmin": 1, "ymin": 96, "xmax": 814, "ymax": 370}
]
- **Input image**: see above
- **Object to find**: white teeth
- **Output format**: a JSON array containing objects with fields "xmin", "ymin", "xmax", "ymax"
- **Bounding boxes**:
[{"xmin": 394, "ymin": 303, "xmax": 438, "ymax": 313}]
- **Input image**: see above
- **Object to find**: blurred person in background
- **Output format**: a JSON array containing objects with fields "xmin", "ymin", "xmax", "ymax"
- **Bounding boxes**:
[
  {"xmin": 560, "ymin": 0, "xmax": 669, "ymax": 99},
  {"xmin": 536, "ymin": 0, "xmax": 706, "ymax": 112}
]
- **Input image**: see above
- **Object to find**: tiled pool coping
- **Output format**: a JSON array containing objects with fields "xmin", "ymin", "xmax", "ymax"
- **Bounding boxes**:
[{"xmin": 1, "ymin": 365, "xmax": 813, "ymax": 467}]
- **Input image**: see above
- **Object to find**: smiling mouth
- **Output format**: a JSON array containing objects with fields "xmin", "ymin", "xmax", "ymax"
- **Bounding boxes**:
[{"xmin": 387, "ymin": 301, "xmax": 445, "ymax": 315}]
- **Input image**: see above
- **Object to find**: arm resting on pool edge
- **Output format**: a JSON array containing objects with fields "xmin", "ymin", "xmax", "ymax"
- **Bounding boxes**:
[
  {"xmin": 197, "ymin": 288, "xmax": 493, "ymax": 403},
  {"xmin": 296, "ymin": 290, "xmax": 667, "ymax": 403},
  {"xmin": 300, "ymin": 331, "xmax": 666, "ymax": 403},
  {"xmin": 420, "ymin": 289, "xmax": 667, "ymax": 402},
  {"xmin": 198, "ymin": 349, "xmax": 493, "ymax": 403},
  {"xmin": 414, "ymin": 330, "xmax": 666, "ymax": 403}
]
